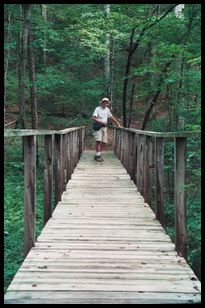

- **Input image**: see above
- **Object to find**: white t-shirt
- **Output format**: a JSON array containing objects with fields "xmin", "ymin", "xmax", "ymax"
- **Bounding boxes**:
[{"xmin": 93, "ymin": 106, "xmax": 112, "ymax": 124}]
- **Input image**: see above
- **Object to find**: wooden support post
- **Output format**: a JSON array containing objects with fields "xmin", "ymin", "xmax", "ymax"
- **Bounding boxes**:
[
  {"xmin": 175, "ymin": 137, "xmax": 187, "ymax": 258},
  {"xmin": 142, "ymin": 135, "xmax": 146, "ymax": 196},
  {"xmin": 62, "ymin": 134, "xmax": 67, "ymax": 192},
  {"xmin": 66, "ymin": 133, "xmax": 71, "ymax": 182},
  {"xmin": 124, "ymin": 131, "xmax": 129, "ymax": 171},
  {"xmin": 79, "ymin": 128, "xmax": 83, "ymax": 158},
  {"xmin": 120, "ymin": 130, "xmax": 124, "ymax": 164},
  {"xmin": 151, "ymin": 137, "xmax": 156, "ymax": 212},
  {"xmin": 137, "ymin": 134, "xmax": 144, "ymax": 194},
  {"xmin": 144, "ymin": 136, "xmax": 152, "ymax": 205},
  {"xmin": 155, "ymin": 137, "xmax": 164, "ymax": 226},
  {"xmin": 75, "ymin": 131, "xmax": 78, "ymax": 163},
  {"xmin": 116, "ymin": 128, "xmax": 118, "ymax": 154},
  {"xmin": 113, "ymin": 128, "xmax": 116, "ymax": 154},
  {"xmin": 54, "ymin": 134, "xmax": 63, "ymax": 206},
  {"xmin": 127, "ymin": 131, "xmax": 131, "ymax": 177},
  {"xmin": 117, "ymin": 129, "xmax": 121, "ymax": 159},
  {"xmin": 74, "ymin": 130, "xmax": 77, "ymax": 168},
  {"xmin": 44, "ymin": 135, "xmax": 53, "ymax": 225},
  {"xmin": 129, "ymin": 132, "xmax": 137, "ymax": 183},
  {"xmin": 120, "ymin": 130, "xmax": 123, "ymax": 162},
  {"xmin": 77, "ymin": 130, "xmax": 80, "ymax": 160},
  {"xmin": 82, "ymin": 127, "xmax": 85, "ymax": 152},
  {"xmin": 135, "ymin": 134, "xmax": 139, "ymax": 184},
  {"xmin": 24, "ymin": 135, "xmax": 36, "ymax": 257},
  {"xmin": 70, "ymin": 131, "xmax": 74, "ymax": 174}
]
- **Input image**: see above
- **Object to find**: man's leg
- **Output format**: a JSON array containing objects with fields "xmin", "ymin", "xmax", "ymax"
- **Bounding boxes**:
[
  {"xmin": 100, "ymin": 128, "xmax": 107, "ymax": 159},
  {"xmin": 95, "ymin": 141, "xmax": 101, "ymax": 153},
  {"xmin": 100, "ymin": 142, "xmax": 106, "ymax": 153},
  {"xmin": 93, "ymin": 129, "xmax": 104, "ymax": 162},
  {"xmin": 94, "ymin": 141, "xmax": 104, "ymax": 162}
]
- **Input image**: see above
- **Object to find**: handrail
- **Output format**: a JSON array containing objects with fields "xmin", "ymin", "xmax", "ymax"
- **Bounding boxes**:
[
  {"xmin": 4, "ymin": 126, "xmax": 85, "ymax": 257},
  {"xmin": 4, "ymin": 127, "xmax": 82, "ymax": 137},
  {"xmin": 117, "ymin": 127, "xmax": 201, "ymax": 138},
  {"xmin": 113, "ymin": 127, "xmax": 200, "ymax": 259}
]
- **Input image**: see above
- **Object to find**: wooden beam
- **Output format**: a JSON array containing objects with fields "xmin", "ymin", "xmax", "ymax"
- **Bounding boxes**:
[
  {"xmin": 144, "ymin": 136, "xmax": 152, "ymax": 205},
  {"xmin": 174, "ymin": 137, "xmax": 187, "ymax": 258},
  {"xmin": 44, "ymin": 135, "xmax": 53, "ymax": 225},
  {"xmin": 62, "ymin": 134, "xmax": 67, "ymax": 192},
  {"xmin": 129, "ymin": 132, "xmax": 137, "ymax": 183},
  {"xmin": 155, "ymin": 137, "xmax": 164, "ymax": 227},
  {"xmin": 5, "ymin": 129, "xmax": 55, "ymax": 137},
  {"xmin": 137, "ymin": 135, "xmax": 144, "ymax": 194},
  {"xmin": 23, "ymin": 135, "xmax": 36, "ymax": 257},
  {"xmin": 54, "ymin": 134, "xmax": 63, "ymax": 206},
  {"xmin": 113, "ymin": 127, "xmax": 200, "ymax": 138},
  {"xmin": 4, "ymin": 127, "xmax": 85, "ymax": 137}
]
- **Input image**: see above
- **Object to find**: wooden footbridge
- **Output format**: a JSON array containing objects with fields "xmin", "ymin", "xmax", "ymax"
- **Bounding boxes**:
[{"xmin": 4, "ymin": 127, "xmax": 201, "ymax": 304}]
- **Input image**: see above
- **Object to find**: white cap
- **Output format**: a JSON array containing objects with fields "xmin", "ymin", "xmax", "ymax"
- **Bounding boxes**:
[{"xmin": 101, "ymin": 97, "xmax": 110, "ymax": 103}]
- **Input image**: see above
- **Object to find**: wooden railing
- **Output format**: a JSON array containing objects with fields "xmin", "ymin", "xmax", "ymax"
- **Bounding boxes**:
[
  {"xmin": 4, "ymin": 127, "xmax": 85, "ymax": 257},
  {"xmin": 113, "ymin": 127, "xmax": 200, "ymax": 259}
]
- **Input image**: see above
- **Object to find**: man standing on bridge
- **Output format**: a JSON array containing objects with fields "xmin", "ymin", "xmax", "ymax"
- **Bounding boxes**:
[{"xmin": 92, "ymin": 97, "xmax": 121, "ymax": 162}]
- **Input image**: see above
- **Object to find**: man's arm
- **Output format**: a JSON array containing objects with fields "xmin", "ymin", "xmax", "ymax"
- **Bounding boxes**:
[
  {"xmin": 92, "ymin": 116, "xmax": 106, "ymax": 126},
  {"xmin": 110, "ymin": 115, "xmax": 121, "ymax": 127}
]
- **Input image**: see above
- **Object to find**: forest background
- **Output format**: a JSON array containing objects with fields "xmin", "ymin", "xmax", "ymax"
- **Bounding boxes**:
[{"xmin": 4, "ymin": 4, "xmax": 201, "ymax": 292}]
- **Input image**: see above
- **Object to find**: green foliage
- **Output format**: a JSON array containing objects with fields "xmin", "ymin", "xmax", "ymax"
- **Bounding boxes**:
[{"xmin": 4, "ymin": 144, "xmax": 24, "ymax": 293}]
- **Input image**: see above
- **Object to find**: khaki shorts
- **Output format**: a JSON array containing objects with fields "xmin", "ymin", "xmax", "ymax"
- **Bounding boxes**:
[{"xmin": 93, "ymin": 127, "xmax": 107, "ymax": 143}]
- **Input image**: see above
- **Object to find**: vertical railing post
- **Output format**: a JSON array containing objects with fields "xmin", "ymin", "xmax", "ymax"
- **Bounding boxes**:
[
  {"xmin": 79, "ymin": 128, "xmax": 83, "ymax": 158},
  {"xmin": 116, "ymin": 128, "xmax": 118, "ymax": 155},
  {"xmin": 144, "ymin": 135, "xmax": 152, "ymax": 205},
  {"xmin": 62, "ymin": 134, "xmax": 67, "ymax": 192},
  {"xmin": 117, "ymin": 129, "xmax": 121, "ymax": 159},
  {"xmin": 120, "ymin": 130, "xmax": 124, "ymax": 164},
  {"xmin": 174, "ymin": 137, "xmax": 187, "ymax": 258},
  {"xmin": 67, "ymin": 132, "xmax": 71, "ymax": 182},
  {"xmin": 113, "ymin": 127, "xmax": 116, "ymax": 154},
  {"xmin": 54, "ymin": 133, "xmax": 63, "ymax": 206},
  {"xmin": 82, "ymin": 127, "xmax": 85, "ymax": 153},
  {"xmin": 137, "ymin": 134, "xmax": 144, "ymax": 194},
  {"xmin": 74, "ymin": 130, "xmax": 77, "ymax": 168},
  {"xmin": 155, "ymin": 137, "xmax": 165, "ymax": 226},
  {"xmin": 127, "ymin": 131, "xmax": 131, "ymax": 174},
  {"xmin": 73, "ymin": 131, "xmax": 76, "ymax": 169},
  {"xmin": 70, "ymin": 131, "xmax": 74, "ymax": 174},
  {"xmin": 124, "ymin": 131, "xmax": 129, "ymax": 171},
  {"xmin": 141, "ymin": 135, "xmax": 146, "ymax": 197},
  {"xmin": 128, "ymin": 131, "xmax": 137, "ymax": 183},
  {"xmin": 44, "ymin": 134, "xmax": 53, "ymax": 225},
  {"xmin": 24, "ymin": 135, "xmax": 36, "ymax": 257}
]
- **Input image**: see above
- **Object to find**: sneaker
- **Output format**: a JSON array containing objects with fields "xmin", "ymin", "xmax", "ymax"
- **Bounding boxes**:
[{"xmin": 94, "ymin": 155, "xmax": 104, "ymax": 162}]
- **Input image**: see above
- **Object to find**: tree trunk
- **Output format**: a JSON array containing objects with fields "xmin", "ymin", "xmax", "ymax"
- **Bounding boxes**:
[
  {"xmin": 174, "ymin": 54, "xmax": 184, "ymax": 129},
  {"xmin": 104, "ymin": 4, "xmax": 111, "ymax": 99},
  {"xmin": 41, "ymin": 4, "xmax": 47, "ymax": 65},
  {"xmin": 141, "ymin": 60, "xmax": 173, "ymax": 130},
  {"xmin": 27, "ymin": 21, "xmax": 39, "ymax": 166},
  {"xmin": 127, "ymin": 83, "xmax": 135, "ymax": 128},
  {"xmin": 174, "ymin": 4, "xmax": 196, "ymax": 130},
  {"xmin": 27, "ymin": 25, "xmax": 38, "ymax": 130},
  {"xmin": 110, "ymin": 40, "xmax": 114, "ymax": 111},
  {"xmin": 16, "ymin": 4, "xmax": 32, "ymax": 129},
  {"xmin": 4, "ymin": 7, "xmax": 12, "ymax": 127},
  {"xmin": 122, "ymin": 27, "xmax": 138, "ymax": 127},
  {"xmin": 122, "ymin": 5, "xmax": 178, "ymax": 128}
]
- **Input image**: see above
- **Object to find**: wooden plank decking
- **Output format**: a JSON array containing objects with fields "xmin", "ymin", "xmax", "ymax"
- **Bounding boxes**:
[{"xmin": 4, "ymin": 150, "xmax": 201, "ymax": 304}]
